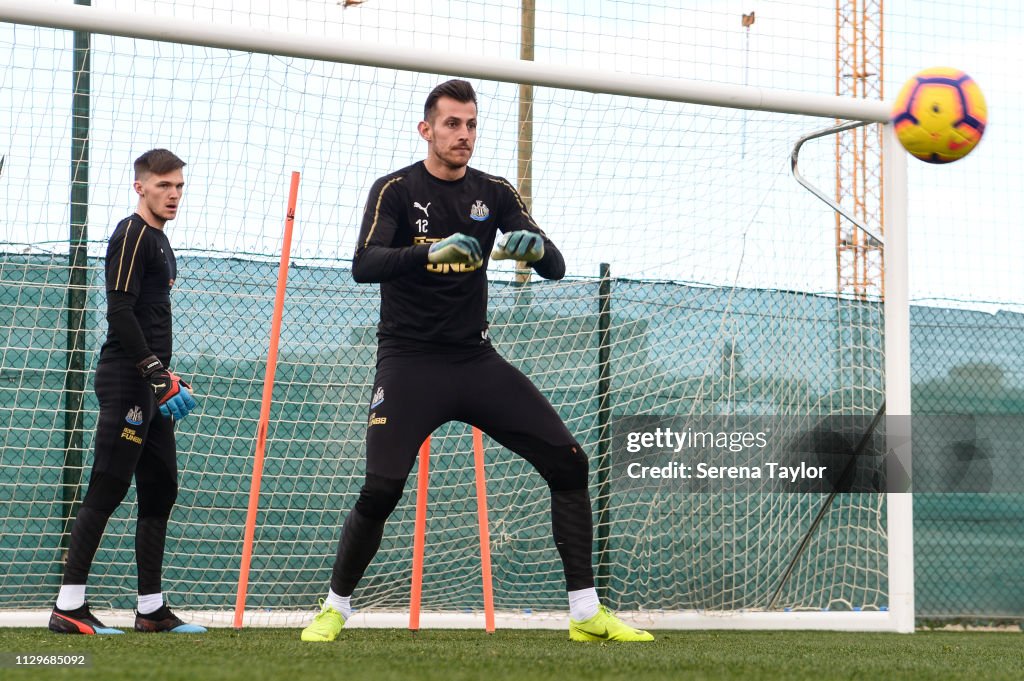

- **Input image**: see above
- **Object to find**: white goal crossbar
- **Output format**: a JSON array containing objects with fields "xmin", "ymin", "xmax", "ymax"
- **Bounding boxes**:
[{"xmin": 0, "ymin": 1, "xmax": 891, "ymax": 121}]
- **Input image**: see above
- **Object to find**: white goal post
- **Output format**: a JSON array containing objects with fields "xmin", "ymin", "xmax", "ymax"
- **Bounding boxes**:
[{"xmin": 0, "ymin": 0, "xmax": 912, "ymax": 632}]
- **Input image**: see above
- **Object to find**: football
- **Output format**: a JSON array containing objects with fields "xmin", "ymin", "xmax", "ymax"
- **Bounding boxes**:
[{"xmin": 891, "ymin": 67, "xmax": 987, "ymax": 163}]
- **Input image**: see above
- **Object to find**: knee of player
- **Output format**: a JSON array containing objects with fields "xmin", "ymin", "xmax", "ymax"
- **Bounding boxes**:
[
  {"xmin": 82, "ymin": 472, "xmax": 132, "ymax": 516},
  {"xmin": 353, "ymin": 473, "xmax": 405, "ymax": 520},
  {"xmin": 136, "ymin": 481, "xmax": 178, "ymax": 518},
  {"xmin": 546, "ymin": 444, "xmax": 589, "ymax": 491}
]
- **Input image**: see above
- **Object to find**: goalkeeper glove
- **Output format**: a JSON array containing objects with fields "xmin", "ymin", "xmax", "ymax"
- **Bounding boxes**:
[
  {"xmin": 427, "ymin": 233, "xmax": 483, "ymax": 266},
  {"xmin": 137, "ymin": 355, "xmax": 198, "ymax": 420},
  {"xmin": 491, "ymin": 230, "xmax": 545, "ymax": 263}
]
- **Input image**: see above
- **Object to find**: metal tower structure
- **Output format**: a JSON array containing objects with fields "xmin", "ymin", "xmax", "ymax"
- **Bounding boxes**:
[{"xmin": 835, "ymin": 0, "xmax": 885, "ymax": 299}]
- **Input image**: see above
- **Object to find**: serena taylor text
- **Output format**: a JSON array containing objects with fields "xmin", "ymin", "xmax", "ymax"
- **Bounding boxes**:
[{"xmin": 625, "ymin": 461, "xmax": 827, "ymax": 482}]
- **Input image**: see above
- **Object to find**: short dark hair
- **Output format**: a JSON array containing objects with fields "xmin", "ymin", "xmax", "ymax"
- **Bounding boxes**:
[
  {"xmin": 134, "ymin": 148, "xmax": 186, "ymax": 180},
  {"xmin": 423, "ymin": 79, "xmax": 477, "ymax": 122}
]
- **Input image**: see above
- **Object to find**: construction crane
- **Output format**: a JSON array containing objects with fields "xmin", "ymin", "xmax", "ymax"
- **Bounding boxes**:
[{"xmin": 835, "ymin": 0, "xmax": 885, "ymax": 300}]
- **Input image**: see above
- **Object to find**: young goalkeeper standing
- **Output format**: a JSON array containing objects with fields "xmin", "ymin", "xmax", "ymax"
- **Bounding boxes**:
[
  {"xmin": 301, "ymin": 80, "xmax": 652, "ymax": 643},
  {"xmin": 49, "ymin": 149, "xmax": 204, "ymax": 635}
]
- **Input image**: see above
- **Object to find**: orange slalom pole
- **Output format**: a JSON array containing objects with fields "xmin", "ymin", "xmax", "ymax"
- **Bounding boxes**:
[
  {"xmin": 473, "ymin": 427, "xmax": 496, "ymax": 633},
  {"xmin": 233, "ymin": 171, "xmax": 300, "ymax": 629},
  {"xmin": 409, "ymin": 436, "xmax": 431, "ymax": 631}
]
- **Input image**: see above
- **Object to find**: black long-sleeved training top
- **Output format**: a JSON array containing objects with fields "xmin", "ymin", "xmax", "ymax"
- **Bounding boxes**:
[
  {"xmin": 100, "ymin": 214, "xmax": 176, "ymax": 365},
  {"xmin": 353, "ymin": 161, "xmax": 564, "ymax": 346}
]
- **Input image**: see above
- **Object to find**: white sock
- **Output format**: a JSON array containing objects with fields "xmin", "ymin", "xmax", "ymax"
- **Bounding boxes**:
[
  {"xmin": 326, "ymin": 589, "xmax": 352, "ymax": 619},
  {"xmin": 568, "ymin": 587, "xmax": 600, "ymax": 621},
  {"xmin": 56, "ymin": 584, "xmax": 86, "ymax": 611},
  {"xmin": 137, "ymin": 592, "xmax": 164, "ymax": 615}
]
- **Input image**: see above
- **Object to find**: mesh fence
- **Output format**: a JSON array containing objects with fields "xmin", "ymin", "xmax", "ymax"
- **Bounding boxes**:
[{"xmin": 2, "ymin": 253, "xmax": 1022, "ymax": 618}]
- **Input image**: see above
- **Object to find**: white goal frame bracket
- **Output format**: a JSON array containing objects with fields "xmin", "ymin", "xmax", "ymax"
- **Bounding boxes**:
[{"xmin": 791, "ymin": 120, "xmax": 885, "ymax": 245}]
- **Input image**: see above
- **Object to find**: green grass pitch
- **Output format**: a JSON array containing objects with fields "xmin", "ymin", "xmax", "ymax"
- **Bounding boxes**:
[{"xmin": 1, "ymin": 628, "xmax": 1022, "ymax": 680}]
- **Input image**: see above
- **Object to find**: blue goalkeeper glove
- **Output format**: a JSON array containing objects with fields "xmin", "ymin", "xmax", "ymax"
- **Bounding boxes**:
[
  {"xmin": 137, "ymin": 355, "xmax": 199, "ymax": 420},
  {"xmin": 427, "ymin": 233, "xmax": 483, "ymax": 267},
  {"xmin": 491, "ymin": 230, "xmax": 545, "ymax": 262}
]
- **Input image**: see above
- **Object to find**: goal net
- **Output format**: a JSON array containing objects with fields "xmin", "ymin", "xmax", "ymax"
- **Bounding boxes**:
[{"xmin": 0, "ymin": 2, "xmax": 909, "ymax": 630}]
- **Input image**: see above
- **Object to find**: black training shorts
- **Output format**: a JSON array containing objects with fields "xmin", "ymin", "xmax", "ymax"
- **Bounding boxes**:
[
  {"xmin": 363, "ymin": 342, "xmax": 579, "ymax": 481},
  {"xmin": 90, "ymin": 359, "xmax": 177, "ymax": 487}
]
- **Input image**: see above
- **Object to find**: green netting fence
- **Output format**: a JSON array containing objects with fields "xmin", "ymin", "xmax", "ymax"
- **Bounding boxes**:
[{"xmin": 1, "ymin": 252, "xmax": 1021, "ymax": 618}]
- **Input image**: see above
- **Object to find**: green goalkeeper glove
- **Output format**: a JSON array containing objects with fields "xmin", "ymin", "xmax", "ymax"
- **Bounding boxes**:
[
  {"xmin": 427, "ymin": 233, "xmax": 483, "ymax": 267},
  {"xmin": 491, "ymin": 230, "xmax": 545, "ymax": 263}
]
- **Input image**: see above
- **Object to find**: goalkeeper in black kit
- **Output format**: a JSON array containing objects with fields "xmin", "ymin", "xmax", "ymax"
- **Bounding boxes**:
[
  {"xmin": 301, "ymin": 80, "xmax": 652, "ymax": 642},
  {"xmin": 49, "ymin": 149, "xmax": 205, "ymax": 635}
]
